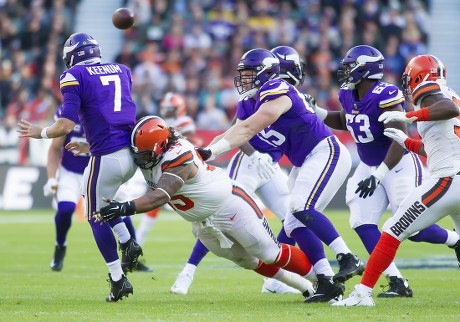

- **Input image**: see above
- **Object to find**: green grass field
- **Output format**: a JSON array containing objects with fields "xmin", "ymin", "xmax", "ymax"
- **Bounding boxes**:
[{"xmin": 2, "ymin": 209, "xmax": 459, "ymax": 322}]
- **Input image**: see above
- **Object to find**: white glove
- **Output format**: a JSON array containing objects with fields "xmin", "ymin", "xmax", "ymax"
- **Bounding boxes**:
[
  {"xmin": 43, "ymin": 178, "xmax": 58, "ymax": 197},
  {"xmin": 378, "ymin": 111, "xmax": 417, "ymax": 124},
  {"xmin": 250, "ymin": 151, "xmax": 275, "ymax": 181},
  {"xmin": 383, "ymin": 128, "xmax": 408, "ymax": 147},
  {"xmin": 304, "ymin": 94, "xmax": 318, "ymax": 111}
]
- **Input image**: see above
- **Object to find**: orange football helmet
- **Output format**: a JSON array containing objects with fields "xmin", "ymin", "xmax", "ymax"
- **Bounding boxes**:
[
  {"xmin": 130, "ymin": 116, "xmax": 170, "ymax": 169},
  {"xmin": 160, "ymin": 92, "xmax": 186, "ymax": 119},
  {"xmin": 402, "ymin": 54, "xmax": 446, "ymax": 102}
]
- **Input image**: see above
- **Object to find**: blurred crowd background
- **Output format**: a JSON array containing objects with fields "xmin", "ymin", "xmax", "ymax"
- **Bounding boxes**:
[{"xmin": 0, "ymin": 0, "xmax": 431, "ymax": 166}]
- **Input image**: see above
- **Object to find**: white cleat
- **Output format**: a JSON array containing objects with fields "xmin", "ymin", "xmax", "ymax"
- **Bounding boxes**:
[
  {"xmin": 261, "ymin": 278, "xmax": 301, "ymax": 294},
  {"xmin": 170, "ymin": 272, "xmax": 194, "ymax": 295},
  {"xmin": 332, "ymin": 285, "xmax": 375, "ymax": 307}
]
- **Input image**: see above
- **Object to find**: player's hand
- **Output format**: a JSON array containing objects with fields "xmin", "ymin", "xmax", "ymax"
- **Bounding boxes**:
[
  {"xmin": 93, "ymin": 198, "xmax": 136, "ymax": 224},
  {"xmin": 383, "ymin": 128, "xmax": 408, "ymax": 147},
  {"xmin": 17, "ymin": 119, "xmax": 43, "ymax": 139},
  {"xmin": 43, "ymin": 178, "xmax": 58, "ymax": 197},
  {"xmin": 355, "ymin": 175, "xmax": 380, "ymax": 199},
  {"xmin": 378, "ymin": 111, "xmax": 417, "ymax": 124},
  {"xmin": 195, "ymin": 147, "xmax": 214, "ymax": 161},
  {"xmin": 65, "ymin": 141, "xmax": 90, "ymax": 156},
  {"xmin": 250, "ymin": 151, "xmax": 275, "ymax": 181},
  {"xmin": 304, "ymin": 94, "xmax": 318, "ymax": 111}
]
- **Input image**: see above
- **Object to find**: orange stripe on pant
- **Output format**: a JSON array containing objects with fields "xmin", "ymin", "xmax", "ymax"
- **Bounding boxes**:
[
  {"xmin": 422, "ymin": 177, "xmax": 452, "ymax": 207},
  {"xmin": 232, "ymin": 185, "xmax": 264, "ymax": 219}
]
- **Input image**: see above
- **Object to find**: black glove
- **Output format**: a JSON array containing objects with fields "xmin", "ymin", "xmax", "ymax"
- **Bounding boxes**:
[
  {"xmin": 195, "ymin": 147, "xmax": 212, "ymax": 161},
  {"xmin": 93, "ymin": 199, "xmax": 136, "ymax": 224},
  {"xmin": 355, "ymin": 175, "xmax": 380, "ymax": 199}
]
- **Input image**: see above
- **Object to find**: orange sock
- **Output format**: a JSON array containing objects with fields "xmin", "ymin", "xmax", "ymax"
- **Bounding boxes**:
[
  {"xmin": 273, "ymin": 243, "xmax": 312, "ymax": 276},
  {"xmin": 254, "ymin": 260, "xmax": 280, "ymax": 277},
  {"xmin": 362, "ymin": 232, "xmax": 401, "ymax": 289},
  {"xmin": 146, "ymin": 208, "xmax": 160, "ymax": 218}
]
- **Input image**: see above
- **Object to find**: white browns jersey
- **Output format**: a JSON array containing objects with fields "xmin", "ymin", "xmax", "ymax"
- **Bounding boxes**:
[
  {"xmin": 140, "ymin": 138, "xmax": 232, "ymax": 222},
  {"xmin": 164, "ymin": 115, "xmax": 196, "ymax": 135},
  {"xmin": 412, "ymin": 81, "xmax": 460, "ymax": 178}
]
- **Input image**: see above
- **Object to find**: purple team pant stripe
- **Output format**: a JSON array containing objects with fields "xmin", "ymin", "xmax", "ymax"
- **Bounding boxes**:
[
  {"xmin": 229, "ymin": 151, "xmax": 245, "ymax": 180},
  {"xmin": 86, "ymin": 156, "xmax": 101, "ymax": 220},
  {"xmin": 410, "ymin": 152, "xmax": 423, "ymax": 186},
  {"xmin": 304, "ymin": 136, "xmax": 339, "ymax": 210}
]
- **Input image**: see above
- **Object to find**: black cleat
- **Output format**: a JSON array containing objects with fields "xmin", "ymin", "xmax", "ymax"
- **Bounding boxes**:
[
  {"xmin": 449, "ymin": 240, "xmax": 460, "ymax": 268},
  {"xmin": 134, "ymin": 260, "xmax": 153, "ymax": 272},
  {"xmin": 304, "ymin": 274, "xmax": 345, "ymax": 303},
  {"xmin": 119, "ymin": 237, "xmax": 143, "ymax": 274},
  {"xmin": 106, "ymin": 274, "xmax": 133, "ymax": 302},
  {"xmin": 333, "ymin": 253, "xmax": 365, "ymax": 283},
  {"xmin": 50, "ymin": 245, "xmax": 66, "ymax": 271},
  {"xmin": 377, "ymin": 276, "xmax": 413, "ymax": 298}
]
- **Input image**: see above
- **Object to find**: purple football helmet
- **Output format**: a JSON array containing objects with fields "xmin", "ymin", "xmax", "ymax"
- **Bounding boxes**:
[
  {"xmin": 337, "ymin": 45, "xmax": 384, "ymax": 89},
  {"xmin": 234, "ymin": 48, "xmax": 280, "ymax": 97},
  {"xmin": 62, "ymin": 33, "xmax": 101, "ymax": 68},
  {"xmin": 270, "ymin": 46, "xmax": 306, "ymax": 86}
]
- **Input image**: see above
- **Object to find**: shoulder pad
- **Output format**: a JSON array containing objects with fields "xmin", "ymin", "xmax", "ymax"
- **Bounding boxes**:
[{"xmin": 412, "ymin": 81, "xmax": 441, "ymax": 105}]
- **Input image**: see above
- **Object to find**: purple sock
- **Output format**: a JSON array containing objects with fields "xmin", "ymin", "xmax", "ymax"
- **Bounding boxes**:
[
  {"xmin": 277, "ymin": 225, "xmax": 295, "ymax": 245},
  {"xmin": 108, "ymin": 217, "xmax": 124, "ymax": 228},
  {"xmin": 122, "ymin": 216, "xmax": 136, "ymax": 240},
  {"xmin": 290, "ymin": 226, "xmax": 326, "ymax": 265},
  {"xmin": 55, "ymin": 201, "xmax": 75, "ymax": 246},
  {"xmin": 89, "ymin": 219, "xmax": 119, "ymax": 263},
  {"xmin": 408, "ymin": 224, "xmax": 448, "ymax": 244},
  {"xmin": 354, "ymin": 224, "xmax": 381, "ymax": 254},
  {"xmin": 187, "ymin": 239, "xmax": 209, "ymax": 266},
  {"xmin": 293, "ymin": 209, "xmax": 340, "ymax": 245}
]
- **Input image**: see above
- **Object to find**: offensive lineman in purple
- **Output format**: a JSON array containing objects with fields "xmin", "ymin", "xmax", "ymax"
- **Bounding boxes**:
[
  {"xmin": 236, "ymin": 79, "xmax": 333, "ymax": 167},
  {"xmin": 313, "ymin": 45, "xmax": 456, "ymax": 297}
]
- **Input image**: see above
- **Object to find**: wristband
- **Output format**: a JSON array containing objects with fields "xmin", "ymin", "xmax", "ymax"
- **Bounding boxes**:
[
  {"xmin": 404, "ymin": 138, "xmax": 423, "ymax": 153},
  {"xmin": 208, "ymin": 138, "xmax": 232, "ymax": 156},
  {"xmin": 126, "ymin": 201, "xmax": 136, "ymax": 216},
  {"xmin": 41, "ymin": 127, "xmax": 50, "ymax": 139},
  {"xmin": 406, "ymin": 108, "xmax": 430, "ymax": 122},
  {"xmin": 373, "ymin": 163, "xmax": 390, "ymax": 181},
  {"xmin": 315, "ymin": 106, "xmax": 328, "ymax": 121}
]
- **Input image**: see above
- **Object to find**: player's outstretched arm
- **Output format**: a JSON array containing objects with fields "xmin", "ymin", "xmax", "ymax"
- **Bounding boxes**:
[
  {"xmin": 305, "ymin": 94, "xmax": 347, "ymax": 130},
  {"xmin": 379, "ymin": 95, "xmax": 459, "ymax": 124},
  {"xmin": 93, "ymin": 163, "xmax": 195, "ymax": 224},
  {"xmin": 383, "ymin": 128, "xmax": 426, "ymax": 157},
  {"xmin": 17, "ymin": 118, "xmax": 75, "ymax": 139}
]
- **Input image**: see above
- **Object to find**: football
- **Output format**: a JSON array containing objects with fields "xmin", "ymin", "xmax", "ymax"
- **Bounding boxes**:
[{"xmin": 112, "ymin": 8, "xmax": 135, "ymax": 30}]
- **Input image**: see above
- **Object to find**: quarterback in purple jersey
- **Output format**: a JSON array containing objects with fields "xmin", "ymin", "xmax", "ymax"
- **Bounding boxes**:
[
  {"xmin": 18, "ymin": 33, "xmax": 142, "ymax": 302},
  {"xmin": 199, "ymin": 48, "xmax": 365, "ymax": 302},
  {"xmin": 311, "ymin": 45, "xmax": 460, "ymax": 297},
  {"xmin": 45, "ymin": 107, "xmax": 151, "ymax": 273}
]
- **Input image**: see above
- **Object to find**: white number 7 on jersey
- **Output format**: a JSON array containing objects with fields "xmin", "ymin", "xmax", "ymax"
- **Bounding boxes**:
[{"xmin": 100, "ymin": 75, "xmax": 121, "ymax": 112}]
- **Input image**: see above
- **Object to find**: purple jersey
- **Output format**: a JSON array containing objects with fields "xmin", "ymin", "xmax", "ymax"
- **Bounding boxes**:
[
  {"xmin": 236, "ymin": 97, "xmax": 283, "ymax": 162},
  {"xmin": 237, "ymin": 79, "xmax": 332, "ymax": 167},
  {"xmin": 55, "ymin": 107, "xmax": 90, "ymax": 174},
  {"xmin": 59, "ymin": 63, "xmax": 136, "ymax": 156},
  {"xmin": 338, "ymin": 81, "xmax": 405, "ymax": 166}
]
